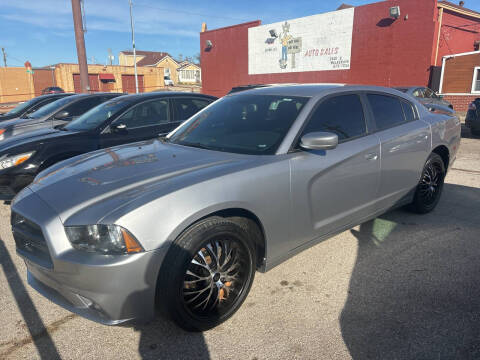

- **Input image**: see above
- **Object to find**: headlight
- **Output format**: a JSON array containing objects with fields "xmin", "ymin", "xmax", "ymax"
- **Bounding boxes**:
[
  {"xmin": 0, "ymin": 151, "xmax": 35, "ymax": 169},
  {"xmin": 65, "ymin": 225, "xmax": 144, "ymax": 254},
  {"xmin": 0, "ymin": 129, "xmax": 5, "ymax": 141}
]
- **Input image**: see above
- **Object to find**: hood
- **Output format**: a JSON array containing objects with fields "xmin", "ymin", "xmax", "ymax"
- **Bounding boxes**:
[
  {"xmin": 0, "ymin": 113, "xmax": 19, "ymax": 121},
  {"xmin": 27, "ymin": 139, "xmax": 254, "ymax": 222},
  {"xmin": 0, "ymin": 127, "xmax": 77, "ymax": 153},
  {"xmin": 0, "ymin": 116, "xmax": 43, "ymax": 129}
]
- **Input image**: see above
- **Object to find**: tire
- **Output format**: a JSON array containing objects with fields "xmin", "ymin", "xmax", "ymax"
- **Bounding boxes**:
[
  {"xmin": 157, "ymin": 216, "xmax": 256, "ymax": 332},
  {"xmin": 409, "ymin": 153, "xmax": 445, "ymax": 214}
]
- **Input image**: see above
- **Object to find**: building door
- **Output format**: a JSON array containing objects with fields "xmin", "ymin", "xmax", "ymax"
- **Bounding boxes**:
[
  {"xmin": 88, "ymin": 74, "xmax": 100, "ymax": 92},
  {"xmin": 121, "ymin": 74, "xmax": 144, "ymax": 93},
  {"xmin": 73, "ymin": 74, "xmax": 100, "ymax": 93}
]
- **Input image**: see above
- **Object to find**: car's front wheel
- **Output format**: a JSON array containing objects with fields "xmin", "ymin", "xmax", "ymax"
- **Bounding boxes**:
[
  {"xmin": 409, "ymin": 153, "xmax": 445, "ymax": 214},
  {"xmin": 157, "ymin": 216, "xmax": 256, "ymax": 331}
]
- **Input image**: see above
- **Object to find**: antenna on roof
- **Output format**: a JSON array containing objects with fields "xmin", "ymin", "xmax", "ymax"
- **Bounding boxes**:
[{"xmin": 107, "ymin": 48, "xmax": 114, "ymax": 65}]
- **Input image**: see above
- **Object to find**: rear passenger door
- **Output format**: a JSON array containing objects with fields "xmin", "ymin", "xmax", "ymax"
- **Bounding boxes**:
[
  {"xmin": 100, "ymin": 98, "xmax": 170, "ymax": 148},
  {"xmin": 289, "ymin": 93, "xmax": 381, "ymax": 250},
  {"xmin": 169, "ymin": 97, "xmax": 213, "ymax": 133},
  {"xmin": 366, "ymin": 93, "xmax": 430, "ymax": 211}
]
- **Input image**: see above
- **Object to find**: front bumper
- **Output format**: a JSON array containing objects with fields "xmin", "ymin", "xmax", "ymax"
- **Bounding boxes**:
[
  {"xmin": 12, "ymin": 188, "xmax": 169, "ymax": 325},
  {"xmin": 0, "ymin": 172, "xmax": 35, "ymax": 200}
]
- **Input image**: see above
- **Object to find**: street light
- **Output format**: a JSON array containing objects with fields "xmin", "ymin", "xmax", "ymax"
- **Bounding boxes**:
[{"xmin": 129, "ymin": 0, "xmax": 139, "ymax": 94}]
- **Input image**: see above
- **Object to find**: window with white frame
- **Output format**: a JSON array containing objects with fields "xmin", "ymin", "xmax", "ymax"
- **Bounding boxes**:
[{"xmin": 472, "ymin": 67, "xmax": 480, "ymax": 93}]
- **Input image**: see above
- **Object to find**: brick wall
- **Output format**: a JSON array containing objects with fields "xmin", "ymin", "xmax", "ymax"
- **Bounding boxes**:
[{"xmin": 443, "ymin": 94, "xmax": 480, "ymax": 112}]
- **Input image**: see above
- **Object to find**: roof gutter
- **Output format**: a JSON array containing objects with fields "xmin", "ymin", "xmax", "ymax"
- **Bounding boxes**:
[{"xmin": 437, "ymin": 2, "xmax": 480, "ymax": 19}]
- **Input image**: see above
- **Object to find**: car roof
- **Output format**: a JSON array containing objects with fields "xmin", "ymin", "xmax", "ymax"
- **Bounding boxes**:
[
  {"xmin": 225, "ymin": 83, "xmax": 414, "ymax": 98},
  {"xmin": 114, "ymin": 92, "xmax": 218, "ymax": 103}
]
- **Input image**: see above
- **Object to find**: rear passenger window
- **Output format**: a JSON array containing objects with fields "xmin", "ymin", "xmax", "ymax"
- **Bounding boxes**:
[
  {"xmin": 367, "ymin": 94, "xmax": 406, "ymax": 131},
  {"xmin": 172, "ymin": 98, "xmax": 212, "ymax": 121},
  {"xmin": 302, "ymin": 94, "xmax": 366, "ymax": 142},
  {"xmin": 401, "ymin": 101, "xmax": 416, "ymax": 122},
  {"xmin": 62, "ymin": 97, "xmax": 104, "ymax": 117}
]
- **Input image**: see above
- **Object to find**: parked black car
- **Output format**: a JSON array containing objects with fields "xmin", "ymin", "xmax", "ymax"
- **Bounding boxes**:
[
  {"xmin": 465, "ymin": 98, "xmax": 480, "ymax": 136},
  {"xmin": 0, "ymin": 93, "xmax": 74, "ymax": 122},
  {"xmin": 0, "ymin": 92, "xmax": 216, "ymax": 199},
  {"xmin": 395, "ymin": 86, "xmax": 453, "ymax": 110},
  {"xmin": 41, "ymin": 86, "xmax": 65, "ymax": 95},
  {"xmin": 0, "ymin": 93, "xmax": 122, "ymax": 142}
]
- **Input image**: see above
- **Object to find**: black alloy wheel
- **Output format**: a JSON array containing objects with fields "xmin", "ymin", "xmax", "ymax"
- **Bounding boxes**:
[
  {"xmin": 158, "ymin": 216, "xmax": 256, "ymax": 332},
  {"xmin": 409, "ymin": 153, "xmax": 445, "ymax": 214}
]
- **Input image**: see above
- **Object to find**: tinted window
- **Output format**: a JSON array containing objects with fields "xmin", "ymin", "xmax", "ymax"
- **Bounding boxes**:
[
  {"xmin": 424, "ymin": 88, "xmax": 434, "ymax": 98},
  {"xmin": 168, "ymin": 95, "xmax": 309, "ymax": 155},
  {"xmin": 26, "ymin": 98, "xmax": 59, "ymax": 114},
  {"xmin": 412, "ymin": 88, "xmax": 425, "ymax": 98},
  {"xmin": 27, "ymin": 96, "xmax": 78, "ymax": 119},
  {"xmin": 401, "ymin": 101, "xmax": 416, "ymax": 122},
  {"xmin": 65, "ymin": 98, "xmax": 133, "ymax": 131},
  {"xmin": 172, "ymin": 98, "xmax": 212, "ymax": 121},
  {"xmin": 368, "ymin": 94, "xmax": 406, "ymax": 131},
  {"xmin": 5, "ymin": 98, "xmax": 40, "ymax": 116},
  {"xmin": 115, "ymin": 99, "xmax": 169, "ymax": 129},
  {"xmin": 62, "ymin": 97, "xmax": 105, "ymax": 117},
  {"xmin": 302, "ymin": 94, "xmax": 366, "ymax": 142}
]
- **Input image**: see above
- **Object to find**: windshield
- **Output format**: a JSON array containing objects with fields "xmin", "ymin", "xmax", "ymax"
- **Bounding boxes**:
[
  {"xmin": 65, "ymin": 97, "xmax": 133, "ymax": 131},
  {"xmin": 4, "ymin": 98, "xmax": 38, "ymax": 116},
  {"xmin": 26, "ymin": 96, "xmax": 79, "ymax": 119},
  {"xmin": 168, "ymin": 94, "xmax": 309, "ymax": 155}
]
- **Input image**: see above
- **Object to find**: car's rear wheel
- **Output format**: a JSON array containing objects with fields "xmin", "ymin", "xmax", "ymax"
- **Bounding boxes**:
[
  {"xmin": 157, "ymin": 217, "xmax": 256, "ymax": 331},
  {"xmin": 409, "ymin": 153, "xmax": 445, "ymax": 214}
]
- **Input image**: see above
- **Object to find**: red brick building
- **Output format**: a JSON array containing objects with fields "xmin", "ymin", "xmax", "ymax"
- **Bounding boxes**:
[{"xmin": 200, "ymin": 0, "xmax": 480, "ymax": 111}]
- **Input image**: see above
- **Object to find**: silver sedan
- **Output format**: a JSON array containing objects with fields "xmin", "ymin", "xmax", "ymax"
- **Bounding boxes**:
[{"xmin": 11, "ymin": 84, "xmax": 461, "ymax": 331}]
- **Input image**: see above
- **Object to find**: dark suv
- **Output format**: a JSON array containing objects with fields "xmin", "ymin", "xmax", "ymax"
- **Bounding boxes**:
[
  {"xmin": 0, "ymin": 92, "xmax": 216, "ymax": 199},
  {"xmin": 466, "ymin": 98, "xmax": 480, "ymax": 136}
]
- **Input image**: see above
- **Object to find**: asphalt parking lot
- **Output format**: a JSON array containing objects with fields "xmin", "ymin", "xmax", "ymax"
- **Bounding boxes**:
[{"xmin": 0, "ymin": 126, "xmax": 479, "ymax": 360}]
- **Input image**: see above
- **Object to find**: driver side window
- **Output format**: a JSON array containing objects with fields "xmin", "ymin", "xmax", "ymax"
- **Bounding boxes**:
[
  {"xmin": 114, "ymin": 99, "xmax": 169, "ymax": 129},
  {"xmin": 301, "ymin": 94, "xmax": 367, "ymax": 142}
]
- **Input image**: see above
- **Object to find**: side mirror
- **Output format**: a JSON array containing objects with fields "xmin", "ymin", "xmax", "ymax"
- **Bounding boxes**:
[
  {"xmin": 112, "ymin": 123, "xmax": 128, "ymax": 133},
  {"xmin": 54, "ymin": 110, "xmax": 70, "ymax": 120},
  {"xmin": 300, "ymin": 132, "xmax": 338, "ymax": 151}
]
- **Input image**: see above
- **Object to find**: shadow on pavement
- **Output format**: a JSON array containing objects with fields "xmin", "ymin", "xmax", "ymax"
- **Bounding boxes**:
[
  {"xmin": 0, "ymin": 239, "xmax": 62, "ymax": 360},
  {"xmin": 341, "ymin": 183, "xmax": 480, "ymax": 359},
  {"xmin": 134, "ymin": 318, "xmax": 210, "ymax": 360}
]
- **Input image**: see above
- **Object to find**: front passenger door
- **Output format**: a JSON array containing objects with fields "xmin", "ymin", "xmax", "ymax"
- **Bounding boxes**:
[
  {"xmin": 289, "ymin": 93, "xmax": 381, "ymax": 251},
  {"xmin": 100, "ymin": 98, "xmax": 170, "ymax": 148}
]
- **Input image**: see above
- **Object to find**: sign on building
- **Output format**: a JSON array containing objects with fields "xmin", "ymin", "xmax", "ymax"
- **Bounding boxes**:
[{"xmin": 248, "ymin": 8, "xmax": 354, "ymax": 75}]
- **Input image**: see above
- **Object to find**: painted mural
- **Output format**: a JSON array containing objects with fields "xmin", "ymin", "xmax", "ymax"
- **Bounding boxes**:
[{"xmin": 248, "ymin": 8, "xmax": 355, "ymax": 74}]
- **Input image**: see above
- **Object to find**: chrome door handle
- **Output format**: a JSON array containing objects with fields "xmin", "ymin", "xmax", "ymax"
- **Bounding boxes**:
[{"xmin": 365, "ymin": 153, "xmax": 378, "ymax": 161}]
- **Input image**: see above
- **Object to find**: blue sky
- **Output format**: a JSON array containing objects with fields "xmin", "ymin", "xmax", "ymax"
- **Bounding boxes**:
[{"xmin": 0, "ymin": 0, "xmax": 479, "ymax": 67}]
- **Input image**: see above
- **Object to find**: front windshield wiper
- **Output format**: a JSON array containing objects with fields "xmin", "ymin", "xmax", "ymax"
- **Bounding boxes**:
[{"xmin": 178, "ymin": 141, "xmax": 213, "ymax": 150}]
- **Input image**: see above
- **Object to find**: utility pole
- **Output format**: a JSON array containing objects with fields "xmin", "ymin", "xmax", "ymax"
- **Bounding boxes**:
[
  {"xmin": 71, "ymin": 0, "xmax": 89, "ymax": 93},
  {"xmin": 1, "ymin": 48, "xmax": 6, "ymax": 67},
  {"xmin": 129, "ymin": 0, "xmax": 139, "ymax": 93}
]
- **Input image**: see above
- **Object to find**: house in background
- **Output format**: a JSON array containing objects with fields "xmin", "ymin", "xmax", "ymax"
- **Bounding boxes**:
[
  {"xmin": 118, "ymin": 50, "xmax": 201, "ymax": 85},
  {"xmin": 439, "ymin": 50, "xmax": 480, "ymax": 111},
  {"xmin": 177, "ymin": 61, "xmax": 201, "ymax": 84}
]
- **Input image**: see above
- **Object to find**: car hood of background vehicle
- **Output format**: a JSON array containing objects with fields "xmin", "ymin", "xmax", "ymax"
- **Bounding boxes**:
[
  {"xmin": 0, "ymin": 116, "xmax": 45, "ymax": 130},
  {"xmin": 0, "ymin": 127, "xmax": 77, "ymax": 153},
  {"xmin": 27, "ymin": 139, "xmax": 258, "ymax": 223}
]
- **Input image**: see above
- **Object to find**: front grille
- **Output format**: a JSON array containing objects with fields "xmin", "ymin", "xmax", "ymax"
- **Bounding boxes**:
[
  {"xmin": 11, "ymin": 212, "xmax": 53, "ymax": 268},
  {"xmin": 0, "ymin": 185, "xmax": 15, "ymax": 196}
]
